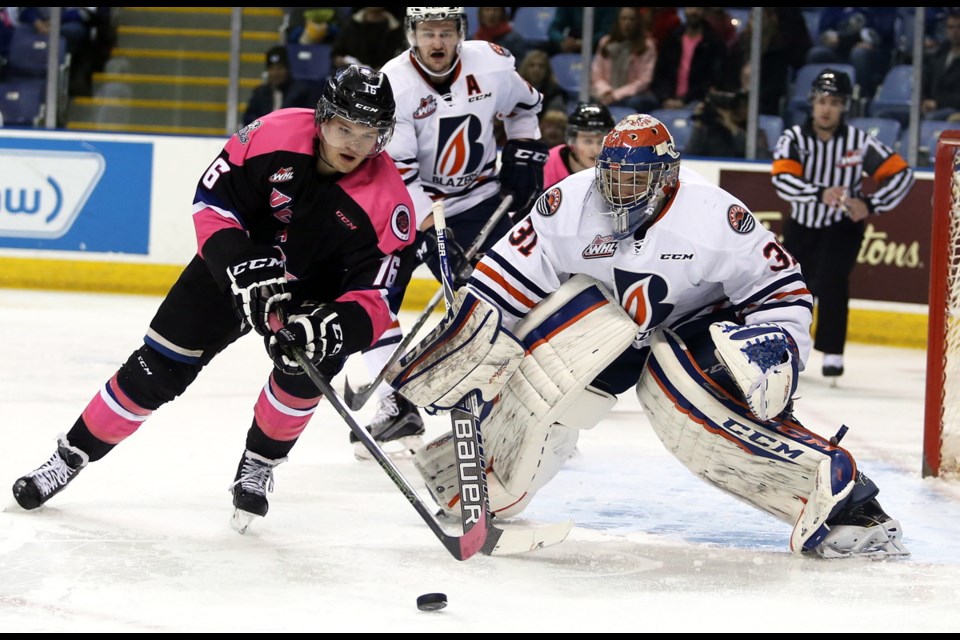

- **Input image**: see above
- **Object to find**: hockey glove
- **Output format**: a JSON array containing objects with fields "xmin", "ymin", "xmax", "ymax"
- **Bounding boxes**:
[
  {"xmin": 227, "ymin": 247, "xmax": 291, "ymax": 337},
  {"xmin": 500, "ymin": 139, "xmax": 549, "ymax": 221},
  {"xmin": 268, "ymin": 303, "xmax": 344, "ymax": 375},
  {"xmin": 415, "ymin": 227, "xmax": 472, "ymax": 287}
]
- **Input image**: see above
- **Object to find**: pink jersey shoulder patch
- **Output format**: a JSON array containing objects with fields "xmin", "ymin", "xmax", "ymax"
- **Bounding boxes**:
[{"xmin": 338, "ymin": 153, "xmax": 416, "ymax": 254}]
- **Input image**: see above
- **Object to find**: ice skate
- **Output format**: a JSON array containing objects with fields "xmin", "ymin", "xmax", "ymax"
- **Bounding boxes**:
[
  {"xmin": 350, "ymin": 391, "xmax": 424, "ymax": 461},
  {"xmin": 229, "ymin": 449, "xmax": 286, "ymax": 534},
  {"xmin": 808, "ymin": 498, "xmax": 910, "ymax": 559},
  {"xmin": 12, "ymin": 434, "xmax": 89, "ymax": 510}
]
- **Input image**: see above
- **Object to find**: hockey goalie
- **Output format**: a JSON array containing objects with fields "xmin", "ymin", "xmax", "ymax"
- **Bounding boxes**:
[{"xmin": 387, "ymin": 113, "xmax": 910, "ymax": 559}]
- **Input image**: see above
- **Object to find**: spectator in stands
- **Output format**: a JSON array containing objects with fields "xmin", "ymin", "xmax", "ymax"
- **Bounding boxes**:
[
  {"xmin": 643, "ymin": 7, "xmax": 682, "ymax": 51},
  {"xmin": 242, "ymin": 45, "xmax": 316, "ymax": 127},
  {"xmin": 921, "ymin": 9, "xmax": 960, "ymax": 122},
  {"xmin": 805, "ymin": 7, "xmax": 898, "ymax": 99},
  {"xmin": 16, "ymin": 7, "xmax": 103, "ymax": 96},
  {"xmin": 546, "ymin": 7, "xmax": 619, "ymax": 55},
  {"xmin": 703, "ymin": 7, "xmax": 738, "ymax": 51},
  {"xmin": 331, "ymin": 7, "xmax": 405, "ymax": 70},
  {"xmin": 686, "ymin": 87, "xmax": 771, "ymax": 159},
  {"xmin": 590, "ymin": 7, "xmax": 658, "ymax": 113},
  {"xmin": 0, "ymin": 7, "xmax": 15, "ymax": 78},
  {"xmin": 538, "ymin": 109, "xmax": 569, "ymax": 149},
  {"xmin": 724, "ymin": 8, "xmax": 812, "ymax": 116},
  {"xmin": 650, "ymin": 6, "xmax": 729, "ymax": 110},
  {"xmin": 284, "ymin": 8, "xmax": 343, "ymax": 45},
  {"xmin": 473, "ymin": 7, "xmax": 527, "ymax": 62},
  {"xmin": 518, "ymin": 48, "xmax": 569, "ymax": 114}
]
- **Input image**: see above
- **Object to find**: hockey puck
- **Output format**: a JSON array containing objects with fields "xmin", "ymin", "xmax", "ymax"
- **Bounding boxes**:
[{"xmin": 416, "ymin": 593, "xmax": 448, "ymax": 612}]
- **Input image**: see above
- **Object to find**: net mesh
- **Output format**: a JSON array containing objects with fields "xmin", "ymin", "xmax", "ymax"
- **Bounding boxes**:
[{"xmin": 941, "ymin": 145, "xmax": 960, "ymax": 475}]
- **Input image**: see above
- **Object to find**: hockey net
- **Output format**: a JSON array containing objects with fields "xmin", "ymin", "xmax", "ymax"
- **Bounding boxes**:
[{"xmin": 925, "ymin": 130, "xmax": 960, "ymax": 477}]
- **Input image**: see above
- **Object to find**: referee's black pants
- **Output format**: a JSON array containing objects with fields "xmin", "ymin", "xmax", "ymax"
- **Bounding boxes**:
[{"xmin": 782, "ymin": 217, "xmax": 865, "ymax": 356}]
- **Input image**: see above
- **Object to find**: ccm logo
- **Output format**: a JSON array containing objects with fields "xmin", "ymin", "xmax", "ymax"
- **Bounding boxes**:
[
  {"xmin": 660, "ymin": 253, "xmax": 693, "ymax": 260},
  {"xmin": 230, "ymin": 256, "xmax": 283, "ymax": 274},
  {"xmin": 353, "ymin": 102, "xmax": 376, "ymax": 112},
  {"xmin": 515, "ymin": 149, "xmax": 548, "ymax": 163}
]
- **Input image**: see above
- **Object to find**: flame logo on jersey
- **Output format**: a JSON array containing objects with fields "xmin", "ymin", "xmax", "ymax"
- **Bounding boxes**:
[
  {"xmin": 727, "ymin": 204, "xmax": 756, "ymax": 234},
  {"xmin": 615, "ymin": 269, "xmax": 673, "ymax": 343},
  {"xmin": 435, "ymin": 115, "xmax": 485, "ymax": 178}
]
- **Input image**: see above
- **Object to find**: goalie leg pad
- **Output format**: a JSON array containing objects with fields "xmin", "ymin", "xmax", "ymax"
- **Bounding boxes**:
[
  {"xmin": 637, "ymin": 328, "xmax": 856, "ymax": 554},
  {"xmin": 386, "ymin": 289, "xmax": 524, "ymax": 411},
  {"xmin": 483, "ymin": 275, "xmax": 638, "ymax": 507}
]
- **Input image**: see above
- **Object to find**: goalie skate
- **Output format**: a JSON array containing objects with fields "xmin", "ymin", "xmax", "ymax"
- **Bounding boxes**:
[{"xmin": 808, "ymin": 499, "xmax": 910, "ymax": 559}]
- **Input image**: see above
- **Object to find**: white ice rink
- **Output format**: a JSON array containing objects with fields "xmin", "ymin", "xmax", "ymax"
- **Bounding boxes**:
[{"xmin": 2, "ymin": 288, "xmax": 960, "ymax": 632}]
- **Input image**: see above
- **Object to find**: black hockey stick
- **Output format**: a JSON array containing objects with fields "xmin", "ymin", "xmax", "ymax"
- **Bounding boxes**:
[{"xmin": 343, "ymin": 194, "xmax": 514, "ymax": 411}]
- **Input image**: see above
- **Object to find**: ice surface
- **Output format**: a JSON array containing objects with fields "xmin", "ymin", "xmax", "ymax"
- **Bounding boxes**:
[{"xmin": 2, "ymin": 289, "xmax": 958, "ymax": 632}]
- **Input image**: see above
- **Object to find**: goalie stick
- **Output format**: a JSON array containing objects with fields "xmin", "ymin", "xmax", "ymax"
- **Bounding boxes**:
[
  {"xmin": 286, "ymin": 347, "xmax": 571, "ymax": 558},
  {"xmin": 343, "ymin": 194, "xmax": 514, "ymax": 411}
]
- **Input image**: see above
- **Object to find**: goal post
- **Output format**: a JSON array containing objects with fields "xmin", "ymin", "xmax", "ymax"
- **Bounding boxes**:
[{"xmin": 924, "ymin": 130, "xmax": 960, "ymax": 477}]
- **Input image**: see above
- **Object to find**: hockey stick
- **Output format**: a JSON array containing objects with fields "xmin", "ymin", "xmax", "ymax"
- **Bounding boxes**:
[{"xmin": 343, "ymin": 194, "xmax": 514, "ymax": 411}]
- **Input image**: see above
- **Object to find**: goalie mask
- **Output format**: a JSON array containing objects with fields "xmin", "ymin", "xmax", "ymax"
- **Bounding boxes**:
[
  {"xmin": 595, "ymin": 113, "xmax": 681, "ymax": 239},
  {"xmin": 405, "ymin": 7, "xmax": 467, "ymax": 79},
  {"xmin": 315, "ymin": 64, "xmax": 396, "ymax": 158}
]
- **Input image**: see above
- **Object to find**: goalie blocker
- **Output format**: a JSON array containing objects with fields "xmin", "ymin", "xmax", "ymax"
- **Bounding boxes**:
[{"xmin": 405, "ymin": 275, "xmax": 639, "ymax": 518}]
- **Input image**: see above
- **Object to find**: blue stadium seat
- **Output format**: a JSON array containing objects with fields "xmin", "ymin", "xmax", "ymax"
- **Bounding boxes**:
[
  {"xmin": 848, "ymin": 117, "xmax": 902, "ymax": 150},
  {"xmin": 550, "ymin": 53, "xmax": 585, "ymax": 97},
  {"xmin": 651, "ymin": 108, "xmax": 694, "ymax": 153},
  {"xmin": 287, "ymin": 44, "xmax": 332, "ymax": 83},
  {"xmin": 919, "ymin": 120, "xmax": 954, "ymax": 166},
  {"xmin": 5, "ymin": 29, "xmax": 67, "ymax": 78},
  {"xmin": 786, "ymin": 63, "xmax": 858, "ymax": 127},
  {"xmin": 867, "ymin": 65, "xmax": 913, "ymax": 127},
  {"xmin": 512, "ymin": 7, "xmax": 556, "ymax": 52},
  {"xmin": 0, "ymin": 78, "xmax": 46, "ymax": 126},
  {"xmin": 464, "ymin": 6, "xmax": 479, "ymax": 33},
  {"xmin": 758, "ymin": 114, "xmax": 785, "ymax": 154}
]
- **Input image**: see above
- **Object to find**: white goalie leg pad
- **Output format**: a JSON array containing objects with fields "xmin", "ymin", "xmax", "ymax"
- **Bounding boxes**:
[
  {"xmin": 482, "ymin": 275, "xmax": 637, "ymax": 511},
  {"xmin": 636, "ymin": 328, "xmax": 856, "ymax": 554},
  {"xmin": 387, "ymin": 288, "xmax": 524, "ymax": 411},
  {"xmin": 709, "ymin": 321, "xmax": 799, "ymax": 422}
]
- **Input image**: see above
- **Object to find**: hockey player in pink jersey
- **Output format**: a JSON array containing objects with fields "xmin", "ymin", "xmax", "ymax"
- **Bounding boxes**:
[{"xmin": 12, "ymin": 65, "xmax": 417, "ymax": 535}]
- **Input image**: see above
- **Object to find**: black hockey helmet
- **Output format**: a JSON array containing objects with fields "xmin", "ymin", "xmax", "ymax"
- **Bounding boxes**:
[
  {"xmin": 566, "ymin": 102, "xmax": 615, "ymax": 145},
  {"xmin": 315, "ymin": 64, "xmax": 396, "ymax": 156},
  {"xmin": 809, "ymin": 68, "xmax": 852, "ymax": 108}
]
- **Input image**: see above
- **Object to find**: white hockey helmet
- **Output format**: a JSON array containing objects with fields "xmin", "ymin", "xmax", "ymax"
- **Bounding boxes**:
[
  {"xmin": 404, "ymin": 7, "xmax": 467, "ymax": 49},
  {"xmin": 595, "ymin": 114, "xmax": 681, "ymax": 239}
]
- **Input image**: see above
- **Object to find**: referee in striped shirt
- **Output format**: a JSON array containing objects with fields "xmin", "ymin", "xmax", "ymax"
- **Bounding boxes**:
[{"xmin": 771, "ymin": 68, "xmax": 915, "ymax": 380}]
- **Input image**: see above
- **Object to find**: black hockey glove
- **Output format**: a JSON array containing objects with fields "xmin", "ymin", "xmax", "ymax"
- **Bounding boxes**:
[
  {"xmin": 226, "ymin": 247, "xmax": 291, "ymax": 337},
  {"xmin": 415, "ymin": 227, "xmax": 472, "ymax": 287},
  {"xmin": 500, "ymin": 138, "xmax": 549, "ymax": 222},
  {"xmin": 268, "ymin": 303, "xmax": 345, "ymax": 375}
]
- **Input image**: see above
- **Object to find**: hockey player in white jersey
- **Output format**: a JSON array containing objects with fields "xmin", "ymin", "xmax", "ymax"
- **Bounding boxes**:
[
  {"xmin": 350, "ymin": 7, "xmax": 547, "ymax": 459},
  {"xmin": 389, "ymin": 113, "xmax": 910, "ymax": 559}
]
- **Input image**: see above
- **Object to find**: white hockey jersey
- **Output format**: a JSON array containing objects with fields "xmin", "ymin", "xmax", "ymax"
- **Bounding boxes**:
[
  {"xmin": 381, "ymin": 41, "xmax": 543, "ymax": 223},
  {"xmin": 468, "ymin": 165, "xmax": 815, "ymax": 368}
]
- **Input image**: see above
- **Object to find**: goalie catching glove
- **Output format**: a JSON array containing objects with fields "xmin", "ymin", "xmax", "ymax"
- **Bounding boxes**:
[
  {"xmin": 227, "ymin": 247, "xmax": 291, "ymax": 337},
  {"xmin": 386, "ymin": 289, "xmax": 524, "ymax": 412},
  {"xmin": 500, "ymin": 139, "xmax": 549, "ymax": 221},
  {"xmin": 709, "ymin": 321, "xmax": 799, "ymax": 422},
  {"xmin": 268, "ymin": 303, "xmax": 344, "ymax": 375}
]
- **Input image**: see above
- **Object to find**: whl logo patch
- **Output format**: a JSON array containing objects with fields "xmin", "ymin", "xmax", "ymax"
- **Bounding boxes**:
[{"xmin": 0, "ymin": 149, "xmax": 104, "ymax": 239}]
